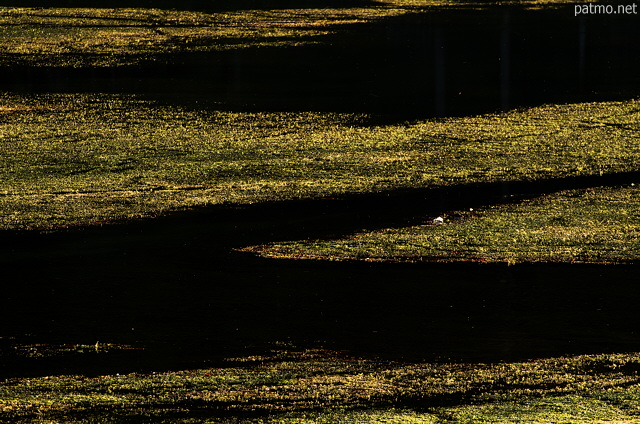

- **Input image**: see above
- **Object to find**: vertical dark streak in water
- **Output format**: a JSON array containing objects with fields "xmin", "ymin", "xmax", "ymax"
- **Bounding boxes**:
[
  {"xmin": 500, "ymin": 10, "xmax": 510, "ymax": 111},
  {"xmin": 434, "ymin": 20, "xmax": 446, "ymax": 117},
  {"xmin": 578, "ymin": 17, "xmax": 587, "ymax": 93}
]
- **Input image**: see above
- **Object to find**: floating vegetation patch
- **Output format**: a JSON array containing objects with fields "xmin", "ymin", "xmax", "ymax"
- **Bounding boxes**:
[
  {"xmin": 6, "ymin": 342, "xmax": 143, "ymax": 359},
  {"xmin": 0, "ymin": 5, "xmax": 414, "ymax": 68},
  {"xmin": 1, "ymin": 92, "xmax": 639, "ymax": 231},
  {"xmin": 1, "ymin": 349, "xmax": 640, "ymax": 423},
  {"xmin": 242, "ymin": 185, "xmax": 640, "ymax": 264},
  {"xmin": 0, "ymin": 1, "xmax": 595, "ymax": 68}
]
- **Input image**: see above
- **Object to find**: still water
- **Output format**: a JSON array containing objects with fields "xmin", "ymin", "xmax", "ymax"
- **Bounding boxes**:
[
  {"xmin": 2, "ymin": 3, "xmax": 639, "ymax": 119},
  {"xmin": 1, "ymin": 2, "xmax": 639, "ymax": 375},
  {"xmin": 2, "ymin": 197, "xmax": 640, "ymax": 376}
]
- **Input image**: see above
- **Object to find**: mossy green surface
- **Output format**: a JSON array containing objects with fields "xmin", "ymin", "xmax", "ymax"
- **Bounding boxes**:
[
  {"xmin": 244, "ymin": 185, "xmax": 640, "ymax": 264},
  {"xmin": 0, "ymin": 5, "xmax": 414, "ymax": 68},
  {"xmin": 1, "ymin": 4, "xmax": 638, "ymax": 423},
  {"xmin": 2, "ymin": 349, "xmax": 640, "ymax": 423},
  {"xmin": 2, "ymin": 93, "xmax": 639, "ymax": 231}
]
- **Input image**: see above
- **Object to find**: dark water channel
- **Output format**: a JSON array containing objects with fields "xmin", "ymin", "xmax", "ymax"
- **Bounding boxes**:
[
  {"xmin": 1, "ymin": 2, "xmax": 640, "ymax": 376},
  {"xmin": 2, "ymin": 205, "xmax": 640, "ymax": 377},
  {"xmin": 2, "ymin": 189, "xmax": 640, "ymax": 377},
  {"xmin": 3, "ymin": 3, "xmax": 639, "ymax": 119}
]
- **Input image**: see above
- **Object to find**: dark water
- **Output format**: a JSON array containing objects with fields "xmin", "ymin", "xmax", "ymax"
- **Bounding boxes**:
[
  {"xmin": 2, "ymin": 3, "xmax": 639, "ymax": 119},
  {"xmin": 2, "ymin": 187, "xmax": 640, "ymax": 377},
  {"xmin": 1, "ymin": 2, "xmax": 640, "ymax": 376}
]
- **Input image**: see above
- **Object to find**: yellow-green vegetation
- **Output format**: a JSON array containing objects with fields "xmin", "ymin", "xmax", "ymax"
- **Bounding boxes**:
[
  {"xmin": 243, "ymin": 185, "xmax": 640, "ymax": 264},
  {"xmin": 1, "ymin": 93, "xmax": 639, "ymax": 230},
  {"xmin": 0, "ymin": 4, "xmax": 414, "ymax": 68},
  {"xmin": 8, "ymin": 343, "xmax": 141, "ymax": 358},
  {"xmin": 2, "ymin": 349, "xmax": 640, "ymax": 423},
  {"xmin": 0, "ymin": 1, "xmax": 597, "ymax": 68}
]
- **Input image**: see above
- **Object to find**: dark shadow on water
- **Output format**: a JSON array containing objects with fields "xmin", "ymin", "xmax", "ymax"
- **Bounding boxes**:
[
  {"xmin": 1, "ymin": 171, "xmax": 640, "ymax": 378},
  {"xmin": 1, "ymin": 2, "xmax": 640, "ymax": 379},
  {"xmin": 2, "ymin": 5, "xmax": 639, "ymax": 121},
  {"xmin": 2, "ymin": 257, "xmax": 640, "ymax": 379}
]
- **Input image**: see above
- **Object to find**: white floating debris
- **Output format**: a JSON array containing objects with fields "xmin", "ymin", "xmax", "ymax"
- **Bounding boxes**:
[{"xmin": 433, "ymin": 216, "xmax": 444, "ymax": 224}]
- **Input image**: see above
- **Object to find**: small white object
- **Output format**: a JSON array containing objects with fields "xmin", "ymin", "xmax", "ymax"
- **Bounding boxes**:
[
  {"xmin": 469, "ymin": 208, "xmax": 474, "ymax": 212},
  {"xmin": 433, "ymin": 216, "xmax": 444, "ymax": 224}
]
